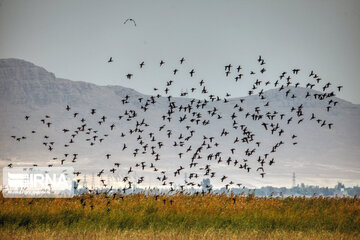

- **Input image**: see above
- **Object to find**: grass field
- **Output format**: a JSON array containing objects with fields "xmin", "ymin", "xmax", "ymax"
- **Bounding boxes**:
[{"xmin": 0, "ymin": 192, "xmax": 359, "ymax": 239}]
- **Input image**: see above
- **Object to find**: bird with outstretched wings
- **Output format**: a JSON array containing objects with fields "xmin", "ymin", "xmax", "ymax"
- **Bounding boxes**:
[{"xmin": 124, "ymin": 18, "xmax": 136, "ymax": 26}]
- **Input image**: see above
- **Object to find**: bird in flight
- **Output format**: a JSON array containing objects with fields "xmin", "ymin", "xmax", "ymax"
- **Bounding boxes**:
[
  {"xmin": 124, "ymin": 18, "xmax": 137, "ymax": 26},
  {"xmin": 108, "ymin": 57, "xmax": 113, "ymax": 63},
  {"xmin": 8, "ymin": 54, "xmax": 344, "ymax": 196}
]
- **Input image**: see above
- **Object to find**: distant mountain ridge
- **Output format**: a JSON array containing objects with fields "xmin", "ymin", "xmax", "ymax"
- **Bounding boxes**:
[
  {"xmin": 0, "ymin": 58, "xmax": 143, "ymax": 107},
  {"xmin": 0, "ymin": 58, "xmax": 359, "ymax": 188}
]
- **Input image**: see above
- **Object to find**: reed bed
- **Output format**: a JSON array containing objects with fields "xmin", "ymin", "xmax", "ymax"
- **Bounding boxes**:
[{"xmin": 1, "ymin": 193, "xmax": 359, "ymax": 239}]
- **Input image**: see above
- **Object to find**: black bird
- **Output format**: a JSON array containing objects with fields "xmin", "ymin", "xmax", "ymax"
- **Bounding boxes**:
[
  {"xmin": 225, "ymin": 64, "xmax": 232, "ymax": 71},
  {"xmin": 7, "ymin": 55, "xmax": 343, "ymax": 191},
  {"xmin": 124, "ymin": 18, "xmax": 137, "ymax": 26},
  {"xmin": 97, "ymin": 169, "xmax": 104, "ymax": 177}
]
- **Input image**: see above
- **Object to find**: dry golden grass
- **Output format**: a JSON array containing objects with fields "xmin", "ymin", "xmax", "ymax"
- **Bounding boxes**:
[
  {"xmin": 1, "ymin": 193, "xmax": 359, "ymax": 239},
  {"xmin": 0, "ymin": 229, "xmax": 359, "ymax": 240}
]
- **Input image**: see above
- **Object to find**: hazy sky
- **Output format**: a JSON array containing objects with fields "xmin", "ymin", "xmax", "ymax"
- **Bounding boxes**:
[{"xmin": 0, "ymin": 0, "xmax": 359, "ymax": 103}]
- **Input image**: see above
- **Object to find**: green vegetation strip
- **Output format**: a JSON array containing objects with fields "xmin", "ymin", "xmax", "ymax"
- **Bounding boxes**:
[{"xmin": 0, "ymin": 193, "xmax": 359, "ymax": 233}]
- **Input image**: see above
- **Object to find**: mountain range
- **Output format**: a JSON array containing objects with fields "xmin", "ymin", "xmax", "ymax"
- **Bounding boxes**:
[{"xmin": 0, "ymin": 58, "xmax": 359, "ymax": 188}]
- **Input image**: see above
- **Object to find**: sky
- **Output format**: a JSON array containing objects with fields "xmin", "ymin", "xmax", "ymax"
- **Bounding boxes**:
[
  {"xmin": 0, "ymin": 0, "xmax": 359, "ymax": 188},
  {"xmin": 0, "ymin": 0, "xmax": 359, "ymax": 103}
]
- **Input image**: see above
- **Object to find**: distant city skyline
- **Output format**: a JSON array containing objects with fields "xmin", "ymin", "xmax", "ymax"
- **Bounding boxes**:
[{"xmin": 0, "ymin": 0, "xmax": 359, "ymax": 103}]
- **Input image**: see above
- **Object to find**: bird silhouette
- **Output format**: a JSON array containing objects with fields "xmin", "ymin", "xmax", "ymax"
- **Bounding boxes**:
[
  {"xmin": 124, "ymin": 18, "xmax": 137, "ymax": 26},
  {"xmin": 7, "ymin": 55, "xmax": 344, "ymax": 195}
]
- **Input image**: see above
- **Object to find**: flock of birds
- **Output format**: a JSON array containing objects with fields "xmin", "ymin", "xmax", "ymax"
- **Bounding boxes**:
[{"xmin": 8, "ymin": 55, "xmax": 344, "ymax": 197}]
